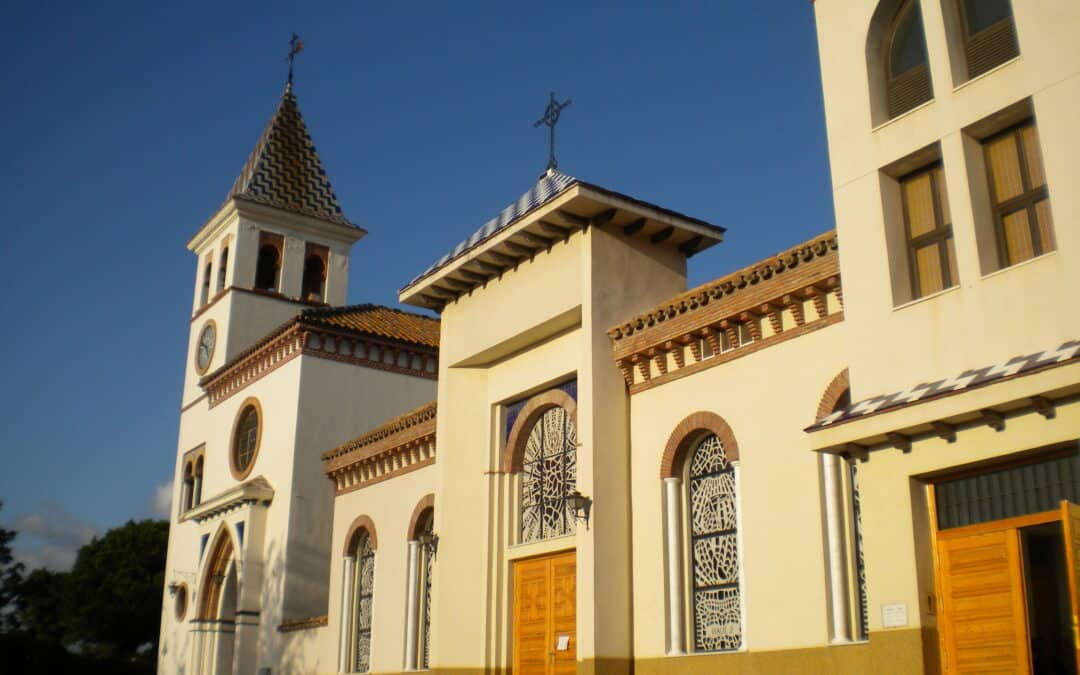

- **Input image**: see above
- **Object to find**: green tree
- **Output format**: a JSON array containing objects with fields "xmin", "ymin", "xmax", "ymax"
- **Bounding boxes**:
[
  {"xmin": 65, "ymin": 519, "xmax": 168, "ymax": 657},
  {"xmin": 14, "ymin": 568, "xmax": 68, "ymax": 644},
  {"xmin": 0, "ymin": 500, "xmax": 26, "ymax": 632}
]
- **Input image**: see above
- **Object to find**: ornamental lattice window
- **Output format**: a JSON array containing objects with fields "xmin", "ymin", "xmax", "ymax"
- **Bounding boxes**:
[
  {"xmin": 352, "ymin": 532, "xmax": 375, "ymax": 672},
  {"xmin": 850, "ymin": 461, "xmax": 868, "ymax": 637},
  {"xmin": 688, "ymin": 433, "xmax": 742, "ymax": 651},
  {"xmin": 520, "ymin": 406, "xmax": 577, "ymax": 543}
]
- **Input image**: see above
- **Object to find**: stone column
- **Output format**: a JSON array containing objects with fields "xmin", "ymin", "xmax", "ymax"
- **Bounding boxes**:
[
  {"xmin": 338, "ymin": 556, "xmax": 355, "ymax": 673},
  {"xmin": 663, "ymin": 477, "xmax": 685, "ymax": 655},
  {"xmin": 404, "ymin": 540, "xmax": 421, "ymax": 670}
]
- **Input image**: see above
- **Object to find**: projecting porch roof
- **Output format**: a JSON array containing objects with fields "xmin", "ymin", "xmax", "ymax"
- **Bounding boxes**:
[
  {"xmin": 807, "ymin": 340, "xmax": 1080, "ymax": 460},
  {"xmin": 398, "ymin": 170, "xmax": 725, "ymax": 311}
]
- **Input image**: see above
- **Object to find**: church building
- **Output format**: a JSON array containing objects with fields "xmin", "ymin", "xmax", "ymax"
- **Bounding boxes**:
[{"xmin": 158, "ymin": 2, "xmax": 1080, "ymax": 674}]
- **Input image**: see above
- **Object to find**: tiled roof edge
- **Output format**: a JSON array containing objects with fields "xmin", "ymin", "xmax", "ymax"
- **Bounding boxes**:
[
  {"xmin": 321, "ymin": 400, "xmax": 438, "ymax": 461},
  {"xmin": 609, "ymin": 230, "xmax": 838, "ymax": 341}
]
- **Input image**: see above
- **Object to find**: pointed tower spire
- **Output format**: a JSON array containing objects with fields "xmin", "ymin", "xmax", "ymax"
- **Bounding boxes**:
[{"xmin": 224, "ymin": 89, "xmax": 353, "ymax": 227}]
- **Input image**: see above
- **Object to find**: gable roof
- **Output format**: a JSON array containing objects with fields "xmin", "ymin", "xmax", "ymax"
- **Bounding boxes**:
[
  {"xmin": 403, "ymin": 168, "xmax": 725, "ymax": 291},
  {"xmin": 224, "ymin": 89, "xmax": 353, "ymax": 228}
]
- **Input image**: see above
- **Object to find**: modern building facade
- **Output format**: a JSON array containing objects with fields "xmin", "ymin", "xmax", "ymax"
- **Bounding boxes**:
[{"xmin": 158, "ymin": 2, "xmax": 1079, "ymax": 674}]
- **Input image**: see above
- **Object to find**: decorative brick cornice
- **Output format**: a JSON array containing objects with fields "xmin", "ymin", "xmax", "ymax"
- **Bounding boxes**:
[
  {"xmin": 609, "ymin": 231, "xmax": 842, "ymax": 393},
  {"xmin": 277, "ymin": 615, "xmax": 328, "ymax": 633},
  {"xmin": 323, "ymin": 401, "xmax": 437, "ymax": 494},
  {"xmin": 203, "ymin": 325, "xmax": 438, "ymax": 409}
]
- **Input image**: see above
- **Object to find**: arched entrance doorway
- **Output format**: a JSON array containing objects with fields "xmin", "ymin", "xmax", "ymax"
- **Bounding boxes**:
[{"xmin": 197, "ymin": 530, "xmax": 238, "ymax": 675}]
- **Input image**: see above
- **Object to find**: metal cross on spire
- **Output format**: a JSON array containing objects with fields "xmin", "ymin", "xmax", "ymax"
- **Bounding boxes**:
[
  {"xmin": 533, "ymin": 92, "xmax": 572, "ymax": 172},
  {"xmin": 286, "ymin": 33, "xmax": 304, "ymax": 92}
]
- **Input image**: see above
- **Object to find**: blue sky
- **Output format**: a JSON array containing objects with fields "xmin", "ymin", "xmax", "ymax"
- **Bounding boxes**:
[{"xmin": 0, "ymin": 1, "xmax": 833, "ymax": 569}]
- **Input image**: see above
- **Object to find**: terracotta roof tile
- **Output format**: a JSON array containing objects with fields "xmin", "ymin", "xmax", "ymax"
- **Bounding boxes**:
[
  {"xmin": 322, "ymin": 400, "xmax": 437, "ymax": 462},
  {"xmin": 301, "ymin": 304, "xmax": 440, "ymax": 348},
  {"xmin": 609, "ymin": 230, "xmax": 838, "ymax": 342}
]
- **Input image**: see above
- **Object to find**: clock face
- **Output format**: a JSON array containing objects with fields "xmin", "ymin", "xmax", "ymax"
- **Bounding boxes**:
[{"xmin": 196, "ymin": 322, "xmax": 216, "ymax": 372}]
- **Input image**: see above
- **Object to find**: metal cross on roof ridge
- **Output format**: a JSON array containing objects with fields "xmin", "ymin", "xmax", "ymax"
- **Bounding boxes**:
[
  {"xmin": 534, "ymin": 92, "xmax": 572, "ymax": 172},
  {"xmin": 286, "ymin": 33, "xmax": 304, "ymax": 92}
]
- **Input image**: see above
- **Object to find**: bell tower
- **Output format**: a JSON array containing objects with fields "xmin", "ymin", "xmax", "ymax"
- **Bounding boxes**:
[{"xmin": 182, "ymin": 85, "xmax": 366, "ymax": 407}]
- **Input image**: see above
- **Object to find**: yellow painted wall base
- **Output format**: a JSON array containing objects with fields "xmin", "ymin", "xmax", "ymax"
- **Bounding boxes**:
[{"xmin": 349, "ymin": 628, "xmax": 939, "ymax": 675}]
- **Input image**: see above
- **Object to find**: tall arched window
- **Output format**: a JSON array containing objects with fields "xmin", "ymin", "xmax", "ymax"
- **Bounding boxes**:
[
  {"xmin": 340, "ymin": 520, "xmax": 376, "ymax": 673},
  {"xmin": 217, "ymin": 247, "xmax": 229, "ymax": 292},
  {"xmin": 405, "ymin": 497, "xmax": 435, "ymax": 671},
  {"xmin": 885, "ymin": 1, "xmax": 932, "ymax": 118},
  {"xmin": 686, "ymin": 433, "xmax": 742, "ymax": 652},
  {"xmin": 659, "ymin": 412, "xmax": 743, "ymax": 655},
  {"xmin": 520, "ymin": 406, "xmax": 577, "ymax": 543},
  {"xmin": 254, "ymin": 245, "xmax": 280, "ymax": 291}
]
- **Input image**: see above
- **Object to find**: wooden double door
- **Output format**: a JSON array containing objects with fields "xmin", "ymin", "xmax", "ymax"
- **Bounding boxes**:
[
  {"xmin": 513, "ymin": 550, "xmax": 576, "ymax": 675},
  {"xmin": 937, "ymin": 502, "xmax": 1080, "ymax": 674}
]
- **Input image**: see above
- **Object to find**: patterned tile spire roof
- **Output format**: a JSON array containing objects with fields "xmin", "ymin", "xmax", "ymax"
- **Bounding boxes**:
[{"xmin": 225, "ymin": 89, "xmax": 354, "ymax": 227}]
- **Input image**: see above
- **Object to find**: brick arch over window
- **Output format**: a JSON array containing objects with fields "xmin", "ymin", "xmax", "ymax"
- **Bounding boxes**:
[
  {"xmin": 660, "ymin": 411, "xmax": 740, "ymax": 479},
  {"xmin": 815, "ymin": 369, "xmax": 851, "ymax": 421},
  {"xmin": 343, "ymin": 515, "xmax": 378, "ymax": 556},
  {"xmin": 408, "ymin": 494, "xmax": 435, "ymax": 540},
  {"xmin": 501, "ymin": 389, "xmax": 578, "ymax": 474},
  {"xmin": 198, "ymin": 523, "xmax": 237, "ymax": 620}
]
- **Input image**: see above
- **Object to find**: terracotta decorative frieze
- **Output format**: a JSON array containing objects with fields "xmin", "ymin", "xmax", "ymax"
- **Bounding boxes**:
[
  {"xmin": 322, "ymin": 401, "xmax": 437, "ymax": 495},
  {"xmin": 202, "ymin": 325, "xmax": 438, "ymax": 409},
  {"xmin": 609, "ymin": 231, "xmax": 842, "ymax": 394}
]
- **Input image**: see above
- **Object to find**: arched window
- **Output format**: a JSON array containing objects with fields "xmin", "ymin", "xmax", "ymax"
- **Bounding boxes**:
[
  {"xmin": 193, "ymin": 456, "xmax": 204, "ymax": 507},
  {"xmin": 405, "ymin": 497, "xmax": 435, "ymax": 671},
  {"xmin": 182, "ymin": 462, "xmax": 195, "ymax": 513},
  {"xmin": 520, "ymin": 406, "xmax": 577, "ymax": 543},
  {"xmin": 659, "ymin": 412, "xmax": 743, "ymax": 655},
  {"xmin": 885, "ymin": 1, "xmax": 932, "ymax": 118},
  {"xmin": 200, "ymin": 258, "xmax": 212, "ymax": 306},
  {"xmin": 254, "ymin": 245, "xmax": 280, "ymax": 292},
  {"xmin": 217, "ymin": 247, "xmax": 229, "ymax": 292},
  {"xmin": 686, "ymin": 433, "xmax": 742, "ymax": 652},
  {"xmin": 958, "ymin": 0, "xmax": 1017, "ymax": 79},
  {"xmin": 339, "ymin": 518, "xmax": 378, "ymax": 673},
  {"xmin": 302, "ymin": 244, "xmax": 328, "ymax": 302}
]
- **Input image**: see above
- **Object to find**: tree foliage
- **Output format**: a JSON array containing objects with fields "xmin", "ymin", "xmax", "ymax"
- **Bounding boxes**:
[
  {"xmin": 65, "ymin": 519, "xmax": 169, "ymax": 656},
  {"xmin": 0, "ymin": 500, "xmax": 26, "ymax": 632}
]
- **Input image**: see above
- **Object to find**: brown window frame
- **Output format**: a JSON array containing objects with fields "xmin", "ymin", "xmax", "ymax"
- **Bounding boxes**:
[
  {"xmin": 983, "ymin": 121, "xmax": 1053, "ymax": 268},
  {"xmin": 230, "ymin": 398, "xmax": 263, "ymax": 480},
  {"xmin": 957, "ymin": 0, "xmax": 1019, "ymax": 79},
  {"xmin": 885, "ymin": 0, "xmax": 933, "ymax": 119},
  {"xmin": 900, "ymin": 163, "xmax": 957, "ymax": 299}
]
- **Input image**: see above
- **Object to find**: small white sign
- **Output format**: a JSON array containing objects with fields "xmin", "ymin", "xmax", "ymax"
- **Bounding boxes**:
[
  {"xmin": 881, "ymin": 603, "xmax": 908, "ymax": 628},
  {"xmin": 556, "ymin": 634, "xmax": 570, "ymax": 651}
]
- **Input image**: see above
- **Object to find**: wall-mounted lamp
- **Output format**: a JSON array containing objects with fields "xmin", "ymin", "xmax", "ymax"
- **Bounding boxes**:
[
  {"xmin": 418, "ymin": 532, "xmax": 439, "ymax": 560},
  {"xmin": 567, "ymin": 490, "xmax": 592, "ymax": 530},
  {"xmin": 168, "ymin": 582, "xmax": 181, "ymax": 595}
]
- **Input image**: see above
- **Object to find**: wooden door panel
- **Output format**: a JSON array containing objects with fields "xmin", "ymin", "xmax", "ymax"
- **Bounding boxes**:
[
  {"xmin": 939, "ymin": 529, "xmax": 1030, "ymax": 674},
  {"xmin": 513, "ymin": 551, "xmax": 576, "ymax": 675},
  {"xmin": 551, "ymin": 552, "xmax": 576, "ymax": 675}
]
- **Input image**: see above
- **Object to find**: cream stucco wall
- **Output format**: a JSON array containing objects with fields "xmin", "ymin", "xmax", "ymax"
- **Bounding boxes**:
[
  {"xmin": 326, "ymin": 463, "xmax": 436, "ymax": 674},
  {"xmin": 629, "ymin": 321, "xmax": 847, "ymax": 659},
  {"xmin": 161, "ymin": 347, "xmax": 435, "ymax": 675},
  {"xmin": 814, "ymin": 0, "xmax": 1080, "ymax": 400},
  {"xmin": 427, "ymin": 225, "xmax": 689, "ymax": 672}
]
